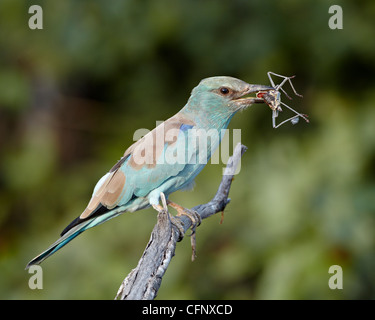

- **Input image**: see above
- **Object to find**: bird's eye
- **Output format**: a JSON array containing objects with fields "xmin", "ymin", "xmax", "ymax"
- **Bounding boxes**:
[{"xmin": 220, "ymin": 87, "xmax": 230, "ymax": 95}]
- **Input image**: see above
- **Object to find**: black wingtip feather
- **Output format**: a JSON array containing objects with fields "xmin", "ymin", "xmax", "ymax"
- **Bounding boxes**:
[{"xmin": 60, "ymin": 204, "xmax": 111, "ymax": 236}]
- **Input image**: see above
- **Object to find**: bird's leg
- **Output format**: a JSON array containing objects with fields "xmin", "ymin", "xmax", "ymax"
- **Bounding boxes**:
[
  {"xmin": 152, "ymin": 203, "xmax": 185, "ymax": 242},
  {"xmin": 167, "ymin": 201, "xmax": 202, "ymax": 233},
  {"xmin": 167, "ymin": 200, "xmax": 202, "ymax": 261}
]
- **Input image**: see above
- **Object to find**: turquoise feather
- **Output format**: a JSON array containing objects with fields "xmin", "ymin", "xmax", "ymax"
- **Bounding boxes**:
[{"xmin": 26, "ymin": 76, "xmax": 272, "ymax": 268}]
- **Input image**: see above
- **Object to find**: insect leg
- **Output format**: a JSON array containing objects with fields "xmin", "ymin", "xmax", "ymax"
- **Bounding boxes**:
[
  {"xmin": 274, "ymin": 115, "xmax": 301, "ymax": 129},
  {"xmin": 272, "ymin": 109, "xmax": 281, "ymax": 128},
  {"xmin": 280, "ymin": 101, "xmax": 309, "ymax": 123},
  {"xmin": 268, "ymin": 72, "xmax": 303, "ymax": 98},
  {"xmin": 286, "ymin": 77, "xmax": 303, "ymax": 98},
  {"xmin": 268, "ymin": 71, "xmax": 289, "ymax": 89},
  {"xmin": 267, "ymin": 72, "xmax": 277, "ymax": 88},
  {"xmin": 278, "ymin": 86, "xmax": 293, "ymax": 100}
]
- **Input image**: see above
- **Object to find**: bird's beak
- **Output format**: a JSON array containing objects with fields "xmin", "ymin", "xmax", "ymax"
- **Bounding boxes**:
[
  {"xmin": 247, "ymin": 84, "xmax": 274, "ymax": 93},
  {"xmin": 233, "ymin": 84, "xmax": 274, "ymax": 109}
]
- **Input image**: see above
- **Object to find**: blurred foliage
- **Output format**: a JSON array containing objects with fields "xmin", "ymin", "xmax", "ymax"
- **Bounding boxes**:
[{"xmin": 1, "ymin": 0, "xmax": 375, "ymax": 299}]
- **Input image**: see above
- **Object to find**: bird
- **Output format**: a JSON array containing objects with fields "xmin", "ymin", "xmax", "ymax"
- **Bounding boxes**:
[{"xmin": 26, "ymin": 76, "xmax": 272, "ymax": 268}]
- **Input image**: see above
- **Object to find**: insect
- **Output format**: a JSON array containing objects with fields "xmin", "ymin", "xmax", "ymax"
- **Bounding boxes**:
[{"xmin": 256, "ymin": 72, "xmax": 309, "ymax": 128}]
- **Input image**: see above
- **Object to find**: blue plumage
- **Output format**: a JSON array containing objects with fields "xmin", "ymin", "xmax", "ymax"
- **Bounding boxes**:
[{"xmin": 26, "ymin": 76, "xmax": 272, "ymax": 268}]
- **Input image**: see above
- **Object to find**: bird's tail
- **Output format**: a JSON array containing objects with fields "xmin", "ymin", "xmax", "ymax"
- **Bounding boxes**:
[
  {"xmin": 25, "ymin": 206, "xmax": 128, "ymax": 269},
  {"xmin": 25, "ymin": 220, "xmax": 93, "ymax": 269}
]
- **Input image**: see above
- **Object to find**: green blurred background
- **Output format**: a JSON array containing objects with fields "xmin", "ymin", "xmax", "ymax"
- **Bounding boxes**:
[{"xmin": 1, "ymin": 0, "xmax": 374, "ymax": 299}]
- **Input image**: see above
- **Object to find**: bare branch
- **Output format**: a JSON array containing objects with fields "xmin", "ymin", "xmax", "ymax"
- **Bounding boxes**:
[{"xmin": 115, "ymin": 143, "xmax": 247, "ymax": 300}]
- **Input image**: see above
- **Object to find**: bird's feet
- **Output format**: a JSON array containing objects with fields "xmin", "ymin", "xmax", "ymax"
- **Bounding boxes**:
[
  {"xmin": 167, "ymin": 201, "xmax": 201, "ymax": 234},
  {"xmin": 151, "ymin": 196, "xmax": 202, "ymax": 261},
  {"xmin": 167, "ymin": 200, "xmax": 201, "ymax": 261},
  {"xmin": 152, "ymin": 203, "xmax": 185, "ymax": 242}
]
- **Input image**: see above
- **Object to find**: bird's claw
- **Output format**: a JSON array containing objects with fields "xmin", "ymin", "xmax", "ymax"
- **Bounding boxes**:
[
  {"xmin": 167, "ymin": 201, "xmax": 201, "ymax": 261},
  {"xmin": 178, "ymin": 208, "xmax": 201, "ymax": 236},
  {"xmin": 153, "ymin": 196, "xmax": 202, "ymax": 261},
  {"xmin": 152, "ymin": 203, "xmax": 185, "ymax": 241},
  {"xmin": 176, "ymin": 208, "xmax": 201, "ymax": 261},
  {"xmin": 168, "ymin": 214, "xmax": 186, "ymax": 242}
]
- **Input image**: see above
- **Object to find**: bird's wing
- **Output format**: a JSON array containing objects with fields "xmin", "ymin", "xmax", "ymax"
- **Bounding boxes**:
[{"xmin": 61, "ymin": 113, "xmax": 196, "ymax": 235}]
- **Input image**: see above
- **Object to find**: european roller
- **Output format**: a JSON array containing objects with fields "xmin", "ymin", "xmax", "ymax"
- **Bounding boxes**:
[{"xmin": 26, "ymin": 76, "xmax": 272, "ymax": 268}]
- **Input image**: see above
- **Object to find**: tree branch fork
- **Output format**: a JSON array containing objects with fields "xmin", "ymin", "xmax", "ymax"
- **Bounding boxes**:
[{"xmin": 115, "ymin": 143, "xmax": 247, "ymax": 300}]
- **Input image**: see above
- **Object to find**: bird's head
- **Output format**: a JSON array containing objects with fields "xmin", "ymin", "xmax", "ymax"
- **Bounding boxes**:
[{"xmin": 186, "ymin": 76, "xmax": 273, "ymax": 118}]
